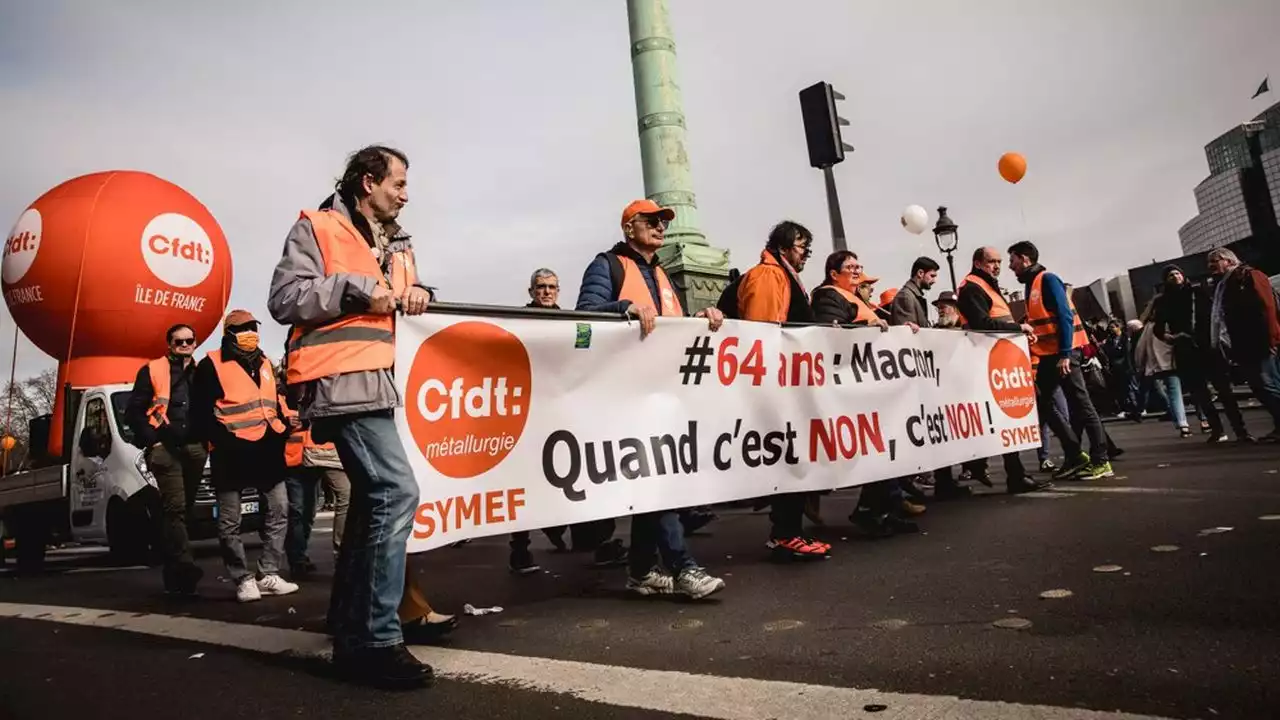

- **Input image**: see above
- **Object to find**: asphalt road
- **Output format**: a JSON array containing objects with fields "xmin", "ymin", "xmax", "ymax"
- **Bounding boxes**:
[{"xmin": 2, "ymin": 412, "xmax": 1278, "ymax": 719}]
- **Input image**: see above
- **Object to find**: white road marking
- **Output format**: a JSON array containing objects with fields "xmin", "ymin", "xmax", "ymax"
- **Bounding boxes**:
[
  {"xmin": 0, "ymin": 601, "xmax": 1174, "ymax": 720},
  {"xmin": 64, "ymin": 565, "xmax": 149, "ymax": 575}
]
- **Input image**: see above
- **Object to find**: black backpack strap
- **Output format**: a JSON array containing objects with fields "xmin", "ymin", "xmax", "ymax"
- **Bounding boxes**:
[{"xmin": 605, "ymin": 252, "xmax": 625, "ymax": 302}]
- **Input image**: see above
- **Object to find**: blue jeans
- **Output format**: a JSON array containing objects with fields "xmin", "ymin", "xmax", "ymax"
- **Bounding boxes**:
[
  {"xmin": 325, "ymin": 411, "xmax": 420, "ymax": 654},
  {"xmin": 1243, "ymin": 354, "xmax": 1280, "ymax": 430},
  {"xmin": 628, "ymin": 510, "xmax": 697, "ymax": 579},
  {"xmin": 1038, "ymin": 386, "xmax": 1069, "ymax": 462},
  {"xmin": 1151, "ymin": 373, "xmax": 1187, "ymax": 428}
]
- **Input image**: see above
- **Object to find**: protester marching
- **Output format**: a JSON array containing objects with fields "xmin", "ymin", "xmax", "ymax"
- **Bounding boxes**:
[{"xmin": 24, "ymin": 144, "xmax": 1279, "ymax": 695}]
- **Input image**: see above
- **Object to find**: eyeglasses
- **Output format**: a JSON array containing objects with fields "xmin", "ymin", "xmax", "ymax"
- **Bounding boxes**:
[
  {"xmin": 636, "ymin": 214, "xmax": 669, "ymax": 230},
  {"xmin": 535, "ymin": 283, "xmax": 559, "ymax": 291},
  {"xmin": 171, "ymin": 338, "xmax": 196, "ymax": 347}
]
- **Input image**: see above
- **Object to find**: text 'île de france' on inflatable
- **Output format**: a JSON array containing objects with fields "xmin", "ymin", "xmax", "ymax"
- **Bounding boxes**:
[{"xmin": 3, "ymin": 171, "xmax": 234, "ymax": 456}]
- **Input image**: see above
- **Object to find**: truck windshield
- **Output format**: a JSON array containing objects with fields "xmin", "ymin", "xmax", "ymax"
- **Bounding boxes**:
[{"xmin": 110, "ymin": 391, "xmax": 135, "ymax": 446}]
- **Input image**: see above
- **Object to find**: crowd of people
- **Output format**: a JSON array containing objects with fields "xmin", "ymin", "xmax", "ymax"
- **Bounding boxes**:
[{"xmin": 123, "ymin": 144, "xmax": 1280, "ymax": 691}]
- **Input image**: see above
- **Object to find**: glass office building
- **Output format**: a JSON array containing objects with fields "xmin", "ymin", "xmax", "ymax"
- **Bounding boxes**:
[{"xmin": 1177, "ymin": 100, "xmax": 1280, "ymax": 255}]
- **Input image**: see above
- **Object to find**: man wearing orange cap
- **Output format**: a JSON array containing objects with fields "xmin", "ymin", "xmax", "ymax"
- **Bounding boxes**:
[
  {"xmin": 189, "ymin": 309, "xmax": 297, "ymax": 603},
  {"xmin": 572, "ymin": 198, "xmax": 726, "ymax": 600}
]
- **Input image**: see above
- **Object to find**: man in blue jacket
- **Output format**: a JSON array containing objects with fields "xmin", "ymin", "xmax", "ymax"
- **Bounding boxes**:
[
  {"xmin": 573, "ymin": 198, "xmax": 726, "ymax": 600},
  {"xmin": 1008, "ymin": 241, "xmax": 1112, "ymax": 481}
]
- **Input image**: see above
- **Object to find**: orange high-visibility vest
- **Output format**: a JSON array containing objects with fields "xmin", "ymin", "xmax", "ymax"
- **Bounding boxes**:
[
  {"xmin": 146, "ymin": 358, "xmax": 171, "ymax": 428},
  {"xmin": 210, "ymin": 351, "xmax": 287, "ymax": 442},
  {"xmin": 957, "ymin": 273, "xmax": 1013, "ymax": 328},
  {"xmin": 286, "ymin": 210, "xmax": 396, "ymax": 384},
  {"xmin": 280, "ymin": 400, "xmax": 334, "ymax": 468},
  {"xmin": 822, "ymin": 285, "xmax": 880, "ymax": 325},
  {"xmin": 1026, "ymin": 272, "xmax": 1088, "ymax": 357},
  {"xmin": 615, "ymin": 255, "xmax": 683, "ymax": 317}
]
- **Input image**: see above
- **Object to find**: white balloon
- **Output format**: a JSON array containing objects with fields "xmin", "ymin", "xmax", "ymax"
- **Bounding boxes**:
[{"xmin": 900, "ymin": 205, "xmax": 929, "ymax": 235}]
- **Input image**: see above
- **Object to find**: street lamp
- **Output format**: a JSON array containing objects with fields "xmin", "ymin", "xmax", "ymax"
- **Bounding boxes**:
[{"xmin": 932, "ymin": 205, "xmax": 959, "ymax": 291}]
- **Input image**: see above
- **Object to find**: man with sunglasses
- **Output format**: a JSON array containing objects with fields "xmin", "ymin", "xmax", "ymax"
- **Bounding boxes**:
[
  {"xmin": 573, "ymin": 199, "xmax": 727, "ymax": 600},
  {"xmin": 125, "ymin": 323, "xmax": 208, "ymax": 596}
]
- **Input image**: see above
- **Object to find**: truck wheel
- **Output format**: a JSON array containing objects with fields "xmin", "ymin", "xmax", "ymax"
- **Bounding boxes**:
[
  {"xmin": 107, "ymin": 498, "xmax": 146, "ymax": 566},
  {"xmin": 13, "ymin": 515, "xmax": 48, "ymax": 575}
]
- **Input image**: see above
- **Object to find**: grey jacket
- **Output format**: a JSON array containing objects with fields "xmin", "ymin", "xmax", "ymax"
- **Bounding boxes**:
[
  {"xmin": 889, "ymin": 279, "xmax": 931, "ymax": 328},
  {"xmin": 267, "ymin": 194, "xmax": 428, "ymax": 419}
]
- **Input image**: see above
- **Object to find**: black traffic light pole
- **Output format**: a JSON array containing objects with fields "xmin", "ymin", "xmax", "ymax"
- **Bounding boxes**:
[{"xmin": 799, "ymin": 81, "xmax": 854, "ymax": 253}]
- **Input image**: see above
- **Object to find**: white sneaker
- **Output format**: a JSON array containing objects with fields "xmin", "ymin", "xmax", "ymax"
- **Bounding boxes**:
[
  {"xmin": 236, "ymin": 576, "xmax": 262, "ymax": 603},
  {"xmin": 256, "ymin": 573, "xmax": 299, "ymax": 597},
  {"xmin": 675, "ymin": 567, "xmax": 726, "ymax": 600},
  {"xmin": 625, "ymin": 569, "xmax": 674, "ymax": 597}
]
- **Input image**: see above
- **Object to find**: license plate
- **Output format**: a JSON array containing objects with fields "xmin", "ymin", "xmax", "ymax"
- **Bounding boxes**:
[{"xmin": 241, "ymin": 501, "xmax": 259, "ymax": 514}]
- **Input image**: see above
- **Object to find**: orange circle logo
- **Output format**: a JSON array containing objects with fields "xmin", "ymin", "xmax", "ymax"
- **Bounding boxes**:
[
  {"xmin": 405, "ymin": 321, "xmax": 532, "ymax": 478},
  {"xmin": 987, "ymin": 338, "xmax": 1036, "ymax": 419}
]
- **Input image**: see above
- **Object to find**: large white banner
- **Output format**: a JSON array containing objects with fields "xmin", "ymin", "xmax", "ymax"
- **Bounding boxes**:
[{"xmin": 395, "ymin": 313, "xmax": 1042, "ymax": 552}]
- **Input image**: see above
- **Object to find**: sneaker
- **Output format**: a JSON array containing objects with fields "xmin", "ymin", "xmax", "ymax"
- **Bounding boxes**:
[
  {"xmin": 1039, "ymin": 458, "xmax": 1057, "ymax": 472},
  {"xmin": 257, "ymin": 573, "xmax": 300, "ymax": 597},
  {"xmin": 593, "ymin": 539, "xmax": 629, "ymax": 568},
  {"xmin": 1207, "ymin": 433, "xmax": 1229, "ymax": 444},
  {"xmin": 848, "ymin": 511, "xmax": 894, "ymax": 538},
  {"xmin": 766, "ymin": 536, "xmax": 831, "ymax": 558},
  {"xmin": 1053, "ymin": 453, "xmax": 1090, "ymax": 480},
  {"xmin": 1008, "ymin": 476, "xmax": 1054, "ymax": 494},
  {"xmin": 626, "ymin": 568, "xmax": 675, "ymax": 597},
  {"xmin": 933, "ymin": 484, "xmax": 973, "ymax": 501},
  {"xmin": 332, "ymin": 644, "xmax": 434, "ymax": 690},
  {"xmin": 675, "ymin": 567, "xmax": 726, "ymax": 600},
  {"xmin": 1077, "ymin": 461, "xmax": 1115, "ymax": 481},
  {"xmin": 509, "ymin": 550, "xmax": 541, "ymax": 576},
  {"xmin": 681, "ymin": 510, "xmax": 718, "ymax": 536},
  {"xmin": 236, "ymin": 576, "xmax": 262, "ymax": 603}
]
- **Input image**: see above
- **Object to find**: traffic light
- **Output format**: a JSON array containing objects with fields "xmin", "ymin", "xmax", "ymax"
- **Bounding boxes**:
[{"xmin": 798, "ymin": 81, "xmax": 854, "ymax": 169}]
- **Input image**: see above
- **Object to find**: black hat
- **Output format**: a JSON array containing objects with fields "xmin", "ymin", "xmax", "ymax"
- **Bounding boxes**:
[
  {"xmin": 933, "ymin": 290, "xmax": 958, "ymax": 307},
  {"xmin": 1162, "ymin": 264, "xmax": 1183, "ymax": 280}
]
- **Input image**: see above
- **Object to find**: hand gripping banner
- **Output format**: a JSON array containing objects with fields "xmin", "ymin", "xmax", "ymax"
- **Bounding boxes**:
[{"xmin": 395, "ymin": 308, "xmax": 1041, "ymax": 552}]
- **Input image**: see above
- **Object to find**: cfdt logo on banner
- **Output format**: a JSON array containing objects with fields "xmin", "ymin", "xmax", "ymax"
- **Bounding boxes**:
[
  {"xmin": 405, "ymin": 321, "xmax": 533, "ymax": 478},
  {"xmin": 3, "ymin": 208, "xmax": 43, "ymax": 304}
]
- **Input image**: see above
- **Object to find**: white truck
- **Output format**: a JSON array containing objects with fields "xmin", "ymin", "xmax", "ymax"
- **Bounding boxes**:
[{"xmin": 0, "ymin": 382, "xmax": 262, "ymax": 573}]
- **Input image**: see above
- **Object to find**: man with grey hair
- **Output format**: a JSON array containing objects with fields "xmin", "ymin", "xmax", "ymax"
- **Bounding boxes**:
[
  {"xmin": 528, "ymin": 268, "xmax": 561, "ymax": 309},
  {"xmin": 1207, "ymin": 248, "xmax": 1280, "ymax": 441}
]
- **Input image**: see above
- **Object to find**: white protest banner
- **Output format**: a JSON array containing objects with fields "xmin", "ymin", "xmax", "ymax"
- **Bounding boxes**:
[{"xmin": 395, "ymin": 312, "xmax": 1041, "ymax": 552}]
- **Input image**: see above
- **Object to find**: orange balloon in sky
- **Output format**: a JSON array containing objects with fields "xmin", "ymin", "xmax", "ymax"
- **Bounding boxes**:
[{"xmin": 998, "ymin": 152, "xmax": 1027, "ymax": 184}]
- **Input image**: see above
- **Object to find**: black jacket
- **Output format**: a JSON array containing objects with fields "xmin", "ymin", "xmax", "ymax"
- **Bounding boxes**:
[
  {"xmin": 189, "ymin": 343, "xmax": 287, "ymax": 492},
  {"xmin": 957, "ymin": 268, "xmax": 1021, "ymax": 332},
  {"xmin": 811, "ymin": 285, "xmax": 875, "ymax": 326},
  {"xmin": 124, "ymin": 355, "xmax": 198, "ymax": 450}
]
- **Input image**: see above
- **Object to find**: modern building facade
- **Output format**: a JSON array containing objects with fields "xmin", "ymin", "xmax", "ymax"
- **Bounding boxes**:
[{"xmin": 1177, "ymin": 101, "xmax": 1280, "ymax": 254}]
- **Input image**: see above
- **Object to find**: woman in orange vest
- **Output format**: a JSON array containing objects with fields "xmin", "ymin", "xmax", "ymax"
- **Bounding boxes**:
[{"xmin": 190, "ymin": 309, "xmax": 298, "ymax": 603}]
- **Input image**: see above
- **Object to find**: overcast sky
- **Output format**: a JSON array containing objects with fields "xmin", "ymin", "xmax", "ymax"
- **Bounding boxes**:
[{"xmin": 2, "ymin": 0, "xmax": 1278, "ymax": 380}]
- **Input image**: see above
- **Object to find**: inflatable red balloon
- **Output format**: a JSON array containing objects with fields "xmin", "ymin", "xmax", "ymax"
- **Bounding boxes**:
[
  {"xmin": 3, "ymin": 171, "xmax": 233, "ymax": 455},
  {"xmin": 998, "ymin": 152, "xmax": 1027, "ymax": 184}
]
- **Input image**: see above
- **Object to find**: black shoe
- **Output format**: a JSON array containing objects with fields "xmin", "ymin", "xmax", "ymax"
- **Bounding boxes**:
[
  {"xmin": 164, "ymin": 563, "xmax": 203, "ymax": 597},
  {"xmin": 933, "ymin": 484, "xmax": 973, "ymax": 501},
  {"xmin": 290, "ymin": 559, "xmax": 318, "ymax": 579},
  {"xmin": 1007, "ymin": 476, "xmax": 1053, "ymax": 495},
  {"xmin": 592, "ymin": 539, "xmax": 629, "ymax": 567},
  {"xmin": 900, "ymin": 479, "xmax": 928, "ymax": 501},
  {"xmin": 884, "ymin": 515, "xmax": 920, "ymax": 534},
  {"xmin": 333, "ymin": 644, "xmax": 434, "ymax": 690},
  {"xmin": 969, "ymin": 472, "xmax": 994, "ymax": 488},
  {"xmin": 401, "ymin": 614, "xmax": 458, "ymax": 645},
  {"xmin": 849, "ymin": 510, "xmax": 894, "ymax": 539},
  {"xmin": 509, "ymin": 550, "xmax": 541, "ymax": 575},
  {"xmin": 1109, "ymin": 446, "xmax": 1125, "ymax": 459},
  {"xmin": 681, "ymin": 511, "xmax": 717, "ymax": 536},
  {"xmin": 543, "ymin": 528, "xmax": 568, "ymax": 552}
]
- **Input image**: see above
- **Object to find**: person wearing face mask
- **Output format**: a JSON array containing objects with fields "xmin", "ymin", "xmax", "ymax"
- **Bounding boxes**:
[
  {"xmin": 125, "ymin": 323, "xmax": 206, "ymax": 596},
  {"xmin": 189, "ymin": 310, "xmax": 298, "ymax": 604}
]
